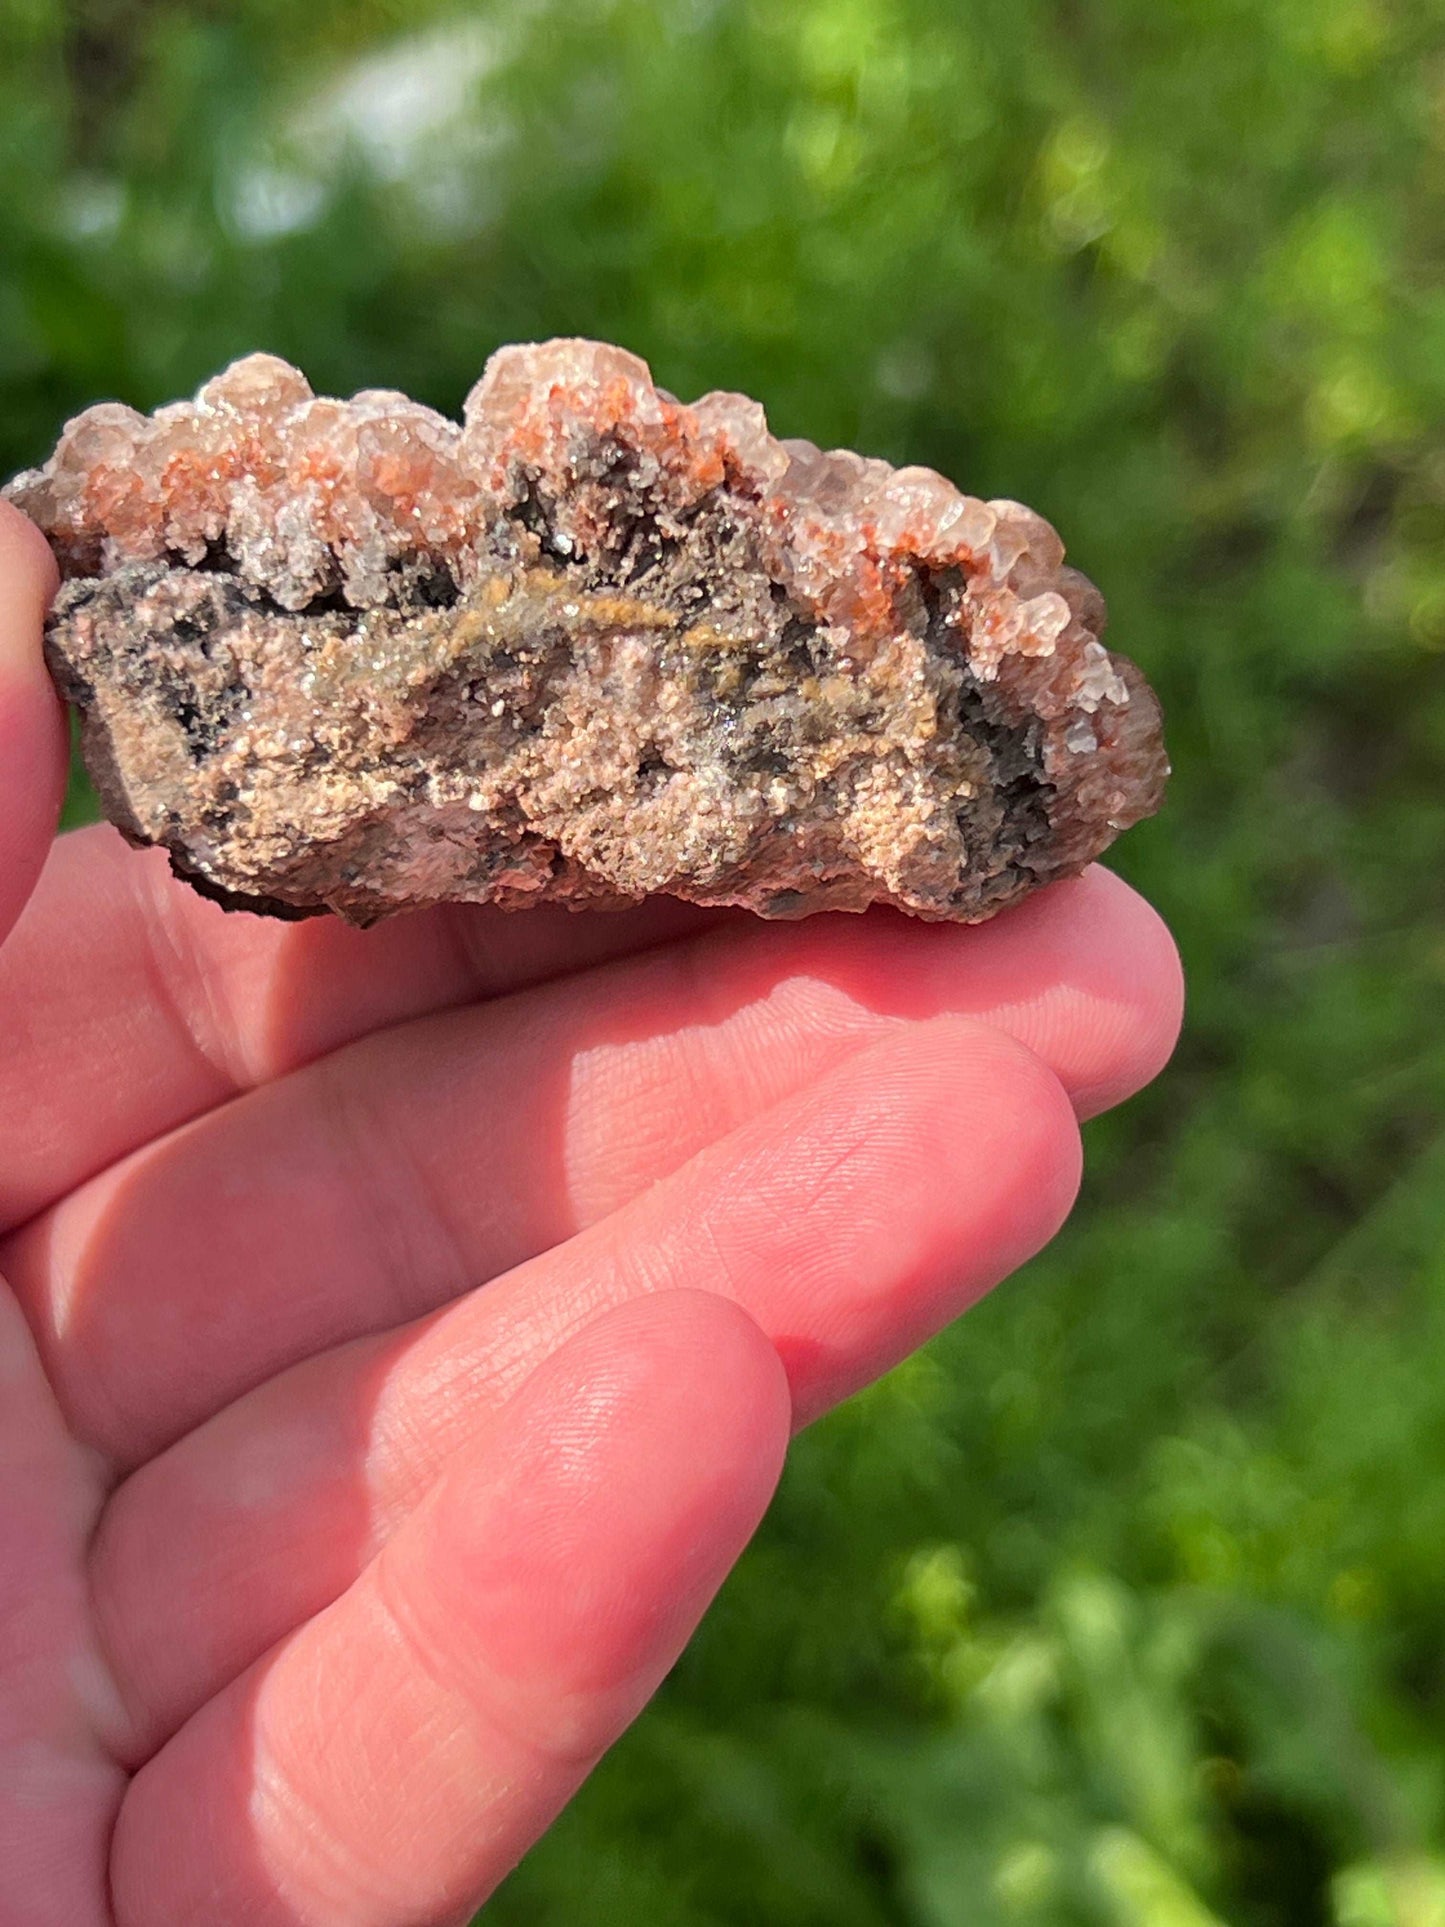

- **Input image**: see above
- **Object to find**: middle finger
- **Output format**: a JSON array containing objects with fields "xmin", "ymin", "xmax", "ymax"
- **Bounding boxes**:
[{"xmin": 5, "ymin": 866, "xmax": 1178, "ymax": 1465}]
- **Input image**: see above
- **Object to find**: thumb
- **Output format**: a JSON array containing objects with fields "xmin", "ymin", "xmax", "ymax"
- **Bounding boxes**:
[{"xmin": 0, "ymin": 500, "xmax": 67, "ymax": 947}]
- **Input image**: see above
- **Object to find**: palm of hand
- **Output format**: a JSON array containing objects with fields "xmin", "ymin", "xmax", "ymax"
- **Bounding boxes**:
[{"xmin": 0, "ymin": 505, "xmax": 1181, "ymax": 1926}]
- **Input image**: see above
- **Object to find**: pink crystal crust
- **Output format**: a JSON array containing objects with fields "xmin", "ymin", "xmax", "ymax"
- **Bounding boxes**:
[{"xmin": 3, "ymin": 340, "xmax": 1167, "ymax": 923}]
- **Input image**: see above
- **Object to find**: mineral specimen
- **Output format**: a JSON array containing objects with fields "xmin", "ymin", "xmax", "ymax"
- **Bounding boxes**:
[{"xmin": 3, "ymin": 340, "xmax": 1167, "ymax": 924}]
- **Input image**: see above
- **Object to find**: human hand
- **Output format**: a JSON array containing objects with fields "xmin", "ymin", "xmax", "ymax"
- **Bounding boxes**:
[{"xmin": 0, "ymin": 498, "xmax": 1182, "ymax": 1926}]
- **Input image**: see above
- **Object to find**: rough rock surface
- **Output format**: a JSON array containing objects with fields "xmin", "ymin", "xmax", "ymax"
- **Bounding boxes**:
[{"xmin": 3, "ymin": 340, "xmax": 1167, "ymax": 923}]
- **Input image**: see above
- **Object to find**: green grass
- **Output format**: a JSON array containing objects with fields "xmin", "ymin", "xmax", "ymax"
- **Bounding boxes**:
[{"xmin": 6, "ymin": 1, "xmax": 1445, "ymax": 1918}]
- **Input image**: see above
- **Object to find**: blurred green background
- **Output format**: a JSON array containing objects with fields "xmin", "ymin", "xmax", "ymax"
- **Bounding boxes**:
[{"xmin": 4, "ymin": 0, "xmax": 1445, "ymax": 1919}]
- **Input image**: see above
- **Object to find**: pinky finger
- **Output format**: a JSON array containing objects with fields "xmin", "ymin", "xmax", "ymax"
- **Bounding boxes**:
[
  {"xmin": 109, "ymin": 1292, "xmax": 790, "ymax": 1927},
  {"xmin": 0, "ymin": 503, "xmax": 66, "ymax": 947}
]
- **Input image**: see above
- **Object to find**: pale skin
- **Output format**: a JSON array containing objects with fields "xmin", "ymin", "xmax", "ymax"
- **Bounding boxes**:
[{"xmin": 0, "ymin": 497, "xmax": 1183, "ymax": 1926}]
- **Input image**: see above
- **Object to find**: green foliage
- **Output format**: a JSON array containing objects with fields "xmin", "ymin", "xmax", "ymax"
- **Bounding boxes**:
[{"xmin": 5, "ymin": 0, "xmax": 1445, "ymax": 1917}]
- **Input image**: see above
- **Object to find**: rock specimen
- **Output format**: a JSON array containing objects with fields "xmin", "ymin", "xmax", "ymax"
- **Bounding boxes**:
[{"xmin": 3, "ymin": 341, "xmax": 1167, "ymax": 923}]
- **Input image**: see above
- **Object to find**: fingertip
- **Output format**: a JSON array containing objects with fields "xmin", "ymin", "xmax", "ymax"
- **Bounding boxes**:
[
  {"xmin": 1060, "ymin": 867, "xmax": 1185, "ymax": 1117},
  {"xmin": 422, "ymin": 1290, "xmax": 789, "ymax": 1744},
  {"xmin": 771, "ymin": 1015, "xmax": 1084, "ymax": 1423},
  {"xmin": 593, "ymin": 1289, "xmax": 794, "ymax": 1461},
  {"xmin": 910, "ymin": 1013, "xmax": 1084, "ymax": 1263},
  {"xmin": 947, "ymin": 864, "xmax": 1182, "ymax": 1119},
  {"xmin": 746, "ymin": 863, "xmax": 1182, "ymax": 1124},
  {"xmin": 0, "ymin": 503, "xmax": 66, "ymax": 945},
  {"xmin": 0, "ymin": 498, "xmax": 60, "ymax": 615},
  {"xmin": 501, "ymin": 1289, "xmax": 794, "ymax": 1517}
]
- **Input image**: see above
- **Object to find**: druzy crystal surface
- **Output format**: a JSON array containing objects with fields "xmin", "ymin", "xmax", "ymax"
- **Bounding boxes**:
[{"xmin": 3, "ymin": 341, "xmax": 1167, "ymax": 923}]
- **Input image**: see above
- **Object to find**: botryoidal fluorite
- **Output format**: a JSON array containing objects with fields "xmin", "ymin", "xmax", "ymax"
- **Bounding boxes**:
[{"xmin": 3, "ymin": 340, "xmax": 1167, "ymax": 924}]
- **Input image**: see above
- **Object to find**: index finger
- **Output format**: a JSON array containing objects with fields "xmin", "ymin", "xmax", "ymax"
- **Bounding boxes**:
[
  {"xmin": 0, "ymin": 502, "xmax": 66, "ymax": 947},
  {"xmin": 0, "ymin": 830, "xmax": 716, "ymax": 1230},
  {"xmin": 0, "ymin": 852, "xmax": 1178, "ymax": 1238}
]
